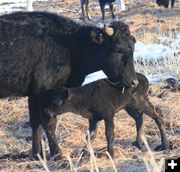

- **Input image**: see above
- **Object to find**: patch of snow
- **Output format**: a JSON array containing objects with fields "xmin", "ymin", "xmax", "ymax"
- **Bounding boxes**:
[
  {"xmin": 0, "ymin": 2, "xmax": 27, "ymax": 14},
  {"xmin": 0, "ymin": 0, "xmax": 49, "ymax": 14},
  {"xmin": 156, "ymin": 37, "xmax": 174, "ymax": 46},
  {"xmin": 26, "ymin": 0, "xmax": 33, "ymax": 11},
  {"xmin": 134, "ymin": 42, "xmax": 174, "ymax": 60},
  {"xmin": 177, "ymin": 33, "xmax": 180, "ymax": 39},
  {"xmin": 0, "ymin": 0, "xmax": 26, "ymax": 4},
  {"xmin": 147, "ymin": 74, "xmax": 177, "ymax": 84},
  {"xmin": 82, "ymin": 71, "xmax": 107, "ymax": 86},
  {"xmin": 74, "ymin": 18, "xmax": 85, "ymax": 25},
  {"xmin": 170, "ymin": 39, "xmax": 180, "ymax": 50}
]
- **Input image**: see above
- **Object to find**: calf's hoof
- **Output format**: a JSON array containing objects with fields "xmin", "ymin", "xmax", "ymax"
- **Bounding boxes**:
[
  {"xmin": 107, "ymin": 149, "xmax": 114, "ymax": 159},
  {"xmin": 154, "ymin": 144, "xmax": 169, "ymax": 151},
  {"xmin": 51, "ymin": 153, "xmax": 63, "ymax": 161},
  {"xmin": 132, "ymin": 141, "xmax": 143, "ymax": 149},
  {"xmin": 32, "ymin": 152, "xmax": 43, "ymax": 160},
  {"xmin": 81, "ymin": 148, "xmax": 90, "ymax": 159},
  {"xmin": 50, "ymin": 148, "xmax": 63, "ymax": 161}
]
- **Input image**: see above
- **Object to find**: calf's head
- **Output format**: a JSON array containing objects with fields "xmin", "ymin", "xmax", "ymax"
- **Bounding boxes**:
[
  {"xmin": 44, "ymin": 88, "xmax": 69, "ymax": 117},
  {"xmin": 92, "ymin": 21, "xmax": 138, "ymax": 87}
]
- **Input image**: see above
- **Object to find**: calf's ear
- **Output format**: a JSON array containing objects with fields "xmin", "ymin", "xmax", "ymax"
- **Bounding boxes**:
[
  {"xmin": 53, "ymin": 96, "xmax": 63, "ymax": 106},
  {"xmin": 90, "ymin": 30, "xmax": 104, "ymax": 44},
  {"xmin": 52, "ymin": 88, "xmax": 69, "ymax": 105}
]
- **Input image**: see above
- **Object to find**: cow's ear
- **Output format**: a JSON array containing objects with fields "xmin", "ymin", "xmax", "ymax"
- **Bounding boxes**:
[{"xmin": 90, "ymin": 30, "xmax": 104, "ymax": 44}]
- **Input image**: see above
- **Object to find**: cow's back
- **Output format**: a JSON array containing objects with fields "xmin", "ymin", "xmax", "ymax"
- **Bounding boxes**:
[{"xmin": 0, "ymin": 12, "xmax": 72, "ymax": 97}]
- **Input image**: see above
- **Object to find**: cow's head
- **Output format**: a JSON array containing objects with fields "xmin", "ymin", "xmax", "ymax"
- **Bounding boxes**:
[{"xmin": 91, "ymin": 21, "xmax": 138, "ymax": 87}]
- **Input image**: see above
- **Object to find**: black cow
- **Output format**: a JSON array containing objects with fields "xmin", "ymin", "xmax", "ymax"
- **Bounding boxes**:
[
  {"xmin": 45, "ymin": 73, "xmax": 169, "ymax": 158},
  {"xmin": 81, "ymin": 0, "xmax": 116, "ymax": 20},
  {"xmin": 156, "ymin": 0, "xmax": 176, "ymax": 8},
  {"xmin": 0, "ymin": 12, "xmax": 138, "ymax": 159}
]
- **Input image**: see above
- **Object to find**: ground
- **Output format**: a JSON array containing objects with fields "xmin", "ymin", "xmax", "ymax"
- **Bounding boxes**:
[{"xmin": 0, "ymin": 0, "xmax": 179, "ymax": 171}]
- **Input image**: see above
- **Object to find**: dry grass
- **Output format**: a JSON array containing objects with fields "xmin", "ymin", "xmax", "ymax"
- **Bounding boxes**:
[
  {"xmin": 0, "ymin": 87, "xmax": 179, "ymax": 171},
  {"xmin": 0, "ymin": 0, "xmax": 180, "ymax": 171}
]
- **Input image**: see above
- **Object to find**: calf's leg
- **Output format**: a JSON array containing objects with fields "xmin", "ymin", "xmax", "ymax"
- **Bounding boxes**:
[
  {"xmin": 41, "ymin": 113, "xmax": 62, "ymax": 160},
  {"xmin": 135, "ymin": 97, "xmax": 169, "ymax": 150},
  {"xmin": 104, "ymin": 117, "xmax": 115, "ymax": 158},
  {"xmin": 83, "ymin": 118, "xmax": 99, "ymax": 157},
  {"xmin": 125, "ymin": 106, "xmax": 144, "ymax": 149},
  {"xmin": 88, "ymin": 118, "xmax": 99, "ymax": 143}
]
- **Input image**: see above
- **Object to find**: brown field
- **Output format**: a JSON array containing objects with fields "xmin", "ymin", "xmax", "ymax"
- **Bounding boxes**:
[{"xmin": 0, "ymin": 0, "xmax": 180, "ymax": 171}]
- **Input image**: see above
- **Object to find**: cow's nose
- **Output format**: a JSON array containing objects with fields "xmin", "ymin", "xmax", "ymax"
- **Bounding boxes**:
[{"xmin": 132, "ymin": 79, "xmax": 139, "ymax": 87}]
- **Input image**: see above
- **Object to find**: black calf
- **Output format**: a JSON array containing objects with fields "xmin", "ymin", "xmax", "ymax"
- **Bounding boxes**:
[{"xmin": 44, "ymin": 73, "xmax": 169, "ymax": 158}]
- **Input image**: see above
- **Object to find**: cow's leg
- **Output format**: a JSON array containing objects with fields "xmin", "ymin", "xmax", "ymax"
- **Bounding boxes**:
[
  {"xmin": 28, "ymin": 96, "xmax": 43, "ymax": 158},
  {"xmin": 41, "ymin": 113, "xmax": 62, "ymax": 160},
  {"xmin": 104, "ymin": 117, "xmax": 115, "ymax": 158},
  {"xmin": 125, "ymin": 106, "xmax": 144, "ymax": 149},
  {"xmin": 85, "ymin": 0, "xmax": 91, "ymax": 20},
  {"xmin": 135, "ymin": 98, "xmax": 169, "ymax": 150},
  {"xmin": 109, "ymin": 3, "xmax": 115, "ymax": 19}
]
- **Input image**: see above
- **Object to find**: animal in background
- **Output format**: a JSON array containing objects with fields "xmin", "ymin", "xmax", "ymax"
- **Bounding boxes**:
[
  {"xmin": 156, "ymin": 0, "xmax": 176, "ymax": 8},
  {"xmin": 81, "ymin": 0, "xmax": 121, "ymax": 20}
]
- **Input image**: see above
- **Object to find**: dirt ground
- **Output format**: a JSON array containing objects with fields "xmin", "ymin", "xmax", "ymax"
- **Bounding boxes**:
[
  {"xmin": 0, "ymin": 0, "xmax": 179, "ymax": 171},
  {"xmin": 33, "ymin": 0, "xmax": 180, "ymax": 34}
]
